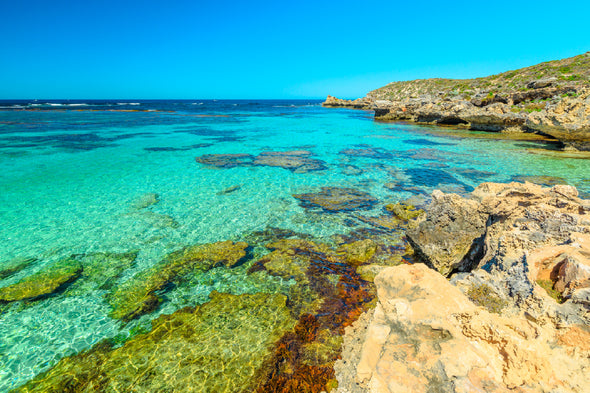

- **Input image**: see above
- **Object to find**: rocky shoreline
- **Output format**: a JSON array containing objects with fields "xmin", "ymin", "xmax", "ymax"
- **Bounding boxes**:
[
  {"xmin": 335, "ymin": 182, "xmax": 590, "ymax": 392},
  {"xmin": 323, "ymin": 52, "xmax": 590, "ymax": 150}
]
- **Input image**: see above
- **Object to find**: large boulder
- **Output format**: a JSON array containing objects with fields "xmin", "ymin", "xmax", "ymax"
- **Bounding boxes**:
[{"xmin": 406, "ymin": 190, "xmax": 487, "ymax": 276}]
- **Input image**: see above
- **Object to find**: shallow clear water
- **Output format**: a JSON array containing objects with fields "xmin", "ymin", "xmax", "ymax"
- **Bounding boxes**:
[{"xmin": 0, "ymin": 99, "xmax": 589, "ymax": 391}]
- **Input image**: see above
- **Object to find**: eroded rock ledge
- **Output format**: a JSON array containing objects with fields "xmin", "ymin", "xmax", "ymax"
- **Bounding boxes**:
[
  {"xmin": 335, "ymin": 182, "xmax": 590, "ymax": 393},
  {"xmin": 323, "ymin": 53, "xmax": 590, "ymax": 150}
]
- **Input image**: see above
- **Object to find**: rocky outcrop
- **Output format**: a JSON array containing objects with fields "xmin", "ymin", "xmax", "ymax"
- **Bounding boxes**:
[
  {"xmin": 324, "ymin": 52, "xmax": 590, "ymax": 149},
  {"xmin": 408, "ymin": 182, "xmax": 590, "ymax": 311},
  {"xmin": 322, "ymin": 95, "xmax": 372, "ymax": 109},
  {"xmin": 335, "ymin": 264, "xmax": 590, "ymax": 393},
  {"xmin": 336, "ymin": 182, "xmax": 590, "ymax": 392}
]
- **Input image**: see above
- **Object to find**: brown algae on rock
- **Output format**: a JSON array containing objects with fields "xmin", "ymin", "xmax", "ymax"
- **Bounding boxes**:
[
  {"xmin": 107, "ymin": 240, "xmax": 248, "ymax": 321},
  {"xmin": 0, "ymin": 258, "xmax": 83, "ymax": 302},
  {"xmin": 15, "ymin": 292, "xmax": 295, "ymax": 393}
]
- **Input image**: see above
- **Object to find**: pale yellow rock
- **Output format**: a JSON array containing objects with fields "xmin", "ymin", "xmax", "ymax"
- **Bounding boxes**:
[{"xmin": 335, "ymin": 264, "xmax": 590, "ymax": 393}]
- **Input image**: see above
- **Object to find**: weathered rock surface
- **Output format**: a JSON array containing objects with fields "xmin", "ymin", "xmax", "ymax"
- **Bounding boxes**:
[
  {"xmin": 335, "ymin": 264, "xmax": 590, "ymax": 393},
  {"xmin": 406, "ymin": 191, "xmax": 487, "ymax": 275},
  {"xmin": 324, "ymin": 52, "xmax": 590, "ymax": 149}
]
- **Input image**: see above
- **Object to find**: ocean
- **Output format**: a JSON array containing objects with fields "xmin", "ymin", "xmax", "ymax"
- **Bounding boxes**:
[{"xmin": 0, "ymin": 99, "xmax": 589, "ymax": 391}]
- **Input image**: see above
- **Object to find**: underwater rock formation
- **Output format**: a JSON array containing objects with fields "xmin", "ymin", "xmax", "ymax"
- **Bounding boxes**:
[
  {"xmin": 0, "ymin": 258, "xmax": 82, "ymax": 302},
  {"xmin": 195, "ymin": 150, "xmax": 328, "ymax": 173},
  {"xmin": 15, "ymin": 292, "xmax": 295, "ymax": 393},
  {"xmin": 107, "ymin": 240, "xmax": 248, "ymax": 321},
  {"xmin": 0, "ymin": 257, "xmax": 37, "ymax": 280},
  {"xmin": 130, "ymin": 192, "xmax": 159, "ymax": 210},
  {"xmin": 253, "ymin": 150, "xmax": 327, "ymax": 173},
  {"xmin": 195, "ymin": 153, "xmax": 254, "ymax": 168},
  {"xmin": 293, "ymin": 187, "xmax": 378, "ymax": 213},
  {"xmin": 66, "ymin": 251, "xmax": 138, "ymax": 295}
]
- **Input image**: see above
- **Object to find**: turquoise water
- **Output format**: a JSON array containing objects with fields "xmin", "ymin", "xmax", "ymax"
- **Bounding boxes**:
[{"xmin": 0, "ymin": 100, "xmax": 589, "ymax": 391}]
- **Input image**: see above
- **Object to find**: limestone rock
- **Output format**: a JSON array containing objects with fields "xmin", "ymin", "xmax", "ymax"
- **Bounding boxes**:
[
  {"xmin": 406, "ymin": 191, "xmax": 487, "ymax": 275},
  {"xmin": 335, "ymin": 264, "xmax": 590, "ymax": 393},
  {"xmin": 324, "ymin": 53, "xmax": 590, "ymax": 149}
]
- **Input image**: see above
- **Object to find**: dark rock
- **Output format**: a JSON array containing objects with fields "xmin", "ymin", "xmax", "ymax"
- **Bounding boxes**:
[
  {"xmin": 195, "ymin": 153, "xmax": 254, "ymax": 168},
  {"xmin": 293, "ymin": 187, "xmax": 378, "ymax": 213}
]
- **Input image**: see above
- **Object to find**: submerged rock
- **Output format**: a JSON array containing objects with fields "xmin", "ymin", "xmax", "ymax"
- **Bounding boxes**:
[
  {"xmin": 130, "ymin": 192, "xmax": 159, "ymax": 210},
  {"xmin": 216, "ymin": 184, "xmax": 242, "ymax": 195},
  {"xmin": 107, "ymin": 240, "xmax": 248, "ymax": 321},
  {"xmin": 0, "ymin": 257, "xmax": 37, "ymax": 280},
  {"xmin": 66, "ymin": 251, "xmax": 138, "ymax": 295},
  {"xmin": 253, "ymin": 150, "xmax": 327, "ymax": 173},
  {"xmin": 195, "ymin": 153, "xmax": 254, "ymax": 168},
  {"xmin": 196, "ymin": 151, "xmax": 327, "ymax": 173},
  {"xmin": 15, "ymin": 292, "xmax": 295, "ymax": 393},
  {"xmin": 293, "ymin": 187, "xmax": 378, "ymax": 213},
  {"xmin": 0, "ymin": 258, "xmax": 82, "ymax": 302}
]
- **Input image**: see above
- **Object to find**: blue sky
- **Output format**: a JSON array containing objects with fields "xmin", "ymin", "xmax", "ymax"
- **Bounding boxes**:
[{"xmin": 1, "ymin": 0, "xmax": 588, "ymax": 99}]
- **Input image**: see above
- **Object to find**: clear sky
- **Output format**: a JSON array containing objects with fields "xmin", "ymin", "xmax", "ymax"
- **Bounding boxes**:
[{"xmin": 1, "ymin": 0, "xmax": 588, "ymax": 99}]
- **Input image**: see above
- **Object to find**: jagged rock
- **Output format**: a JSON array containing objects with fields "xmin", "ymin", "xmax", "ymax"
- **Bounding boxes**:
[
  {"xmin": 107, "ymin": 240, "xmax": 248, "ymax": 321},
  {"xmin": 293, "ymin": 187, "xmax": 378, "ymax": 213},
  {"xmin": 335, "ymin": 264, "xmax": 590, "ymax": 393},
  {"xmin": 0, "ymin": 259, "xmax": 82, "ymax": 302},
  {"xmin": 406, "ymin": 191, "xmax": 487, "ymax": 275},
  {"xmin": 15, "ymin": 292, "xmax": 295, "ymax": 393}
]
